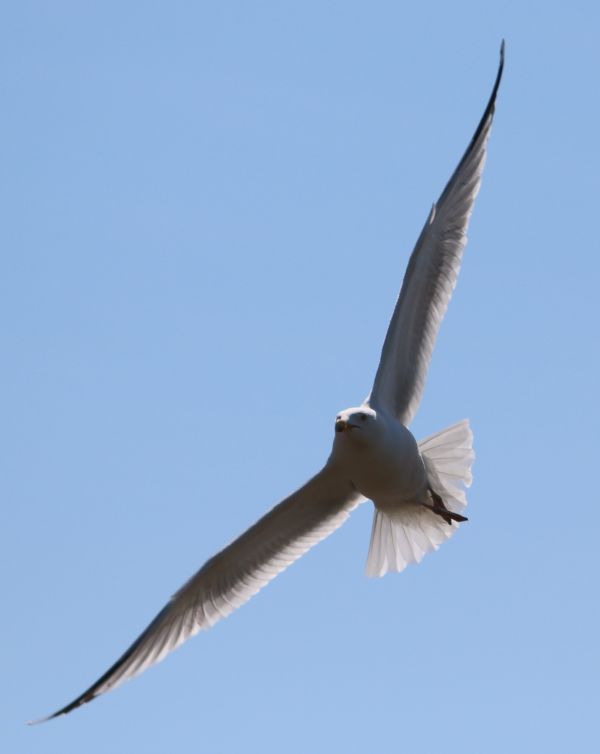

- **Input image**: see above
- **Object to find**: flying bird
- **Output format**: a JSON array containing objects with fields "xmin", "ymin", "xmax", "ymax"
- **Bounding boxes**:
[{"xmin": 33, "ymin": 42, "xmax": 504, "ymax": 723}]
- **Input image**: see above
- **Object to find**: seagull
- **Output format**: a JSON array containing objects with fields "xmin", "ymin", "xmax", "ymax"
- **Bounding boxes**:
[{"xmin": 33, "ymin": 42, "xmax": 504, "ymax": 723}]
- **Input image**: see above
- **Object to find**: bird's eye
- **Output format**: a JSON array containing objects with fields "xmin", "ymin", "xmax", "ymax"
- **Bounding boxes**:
[{"xmin": 359, "ymin": 413, "xmax": 367, "ymax": 421}]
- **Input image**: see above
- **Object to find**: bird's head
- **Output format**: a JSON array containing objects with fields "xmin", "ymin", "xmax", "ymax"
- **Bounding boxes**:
[{"xmin": 333, "ymin": 406, "xmax": 378, "ymax": 444}]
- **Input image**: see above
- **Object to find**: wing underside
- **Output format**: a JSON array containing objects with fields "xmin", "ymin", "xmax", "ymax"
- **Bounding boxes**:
[
  {"xmin": 33, "ymin": 467, "xmax": 362, "ymax": 722},
  {"xmin": 369, "ymin": 43, "xmax": 504, "ymax": 425}
]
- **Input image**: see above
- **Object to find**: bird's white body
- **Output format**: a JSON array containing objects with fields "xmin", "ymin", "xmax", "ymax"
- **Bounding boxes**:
[
  {"xmin": 329, "ymin": 406, "xmax": 473, "ymax": 578},
  {"xmin": 330, "ymin": 406, "xmax": 427, "ymax": 510}
]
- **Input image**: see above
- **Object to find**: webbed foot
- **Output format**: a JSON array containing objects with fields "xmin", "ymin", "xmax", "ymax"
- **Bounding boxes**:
[{"xmin": 427, "ymin": 487, "xmax": 468, "ymax": 526}]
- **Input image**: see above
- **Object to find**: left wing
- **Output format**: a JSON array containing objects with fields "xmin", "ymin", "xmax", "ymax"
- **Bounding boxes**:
[
  {"xmin": 369, "ymin": 42, "xmax": 504, "ymax": 425},
  {"xmin": 31, "ymin": 464, "xmax": 362, "ymax": 722}
]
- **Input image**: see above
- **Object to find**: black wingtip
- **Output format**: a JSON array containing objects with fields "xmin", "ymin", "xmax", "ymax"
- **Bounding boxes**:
[
  {"xmin": 27, "ymin": 695, "xmax": 92, "ymax": 725},
  {"xmin": 470, "ymin": 41, "xmax": 505, "ymax": 140},
  {"xmin": 435, "ymin": 41, "xmax": 505, "ymax": 208},
  {"xmin": 27, "ymin": 713, "xmax": 56, "ymax": 726},
  {"xmin": 27, "ymin": 602, "xmax": 174, "ymax": 726},
  {"xmin": 498, "ymin": 39, "xmax": 505, "ymax": 84},
  {"xmin": 489, "ymin": 40, "xmax": 505, "ymax": 110}
]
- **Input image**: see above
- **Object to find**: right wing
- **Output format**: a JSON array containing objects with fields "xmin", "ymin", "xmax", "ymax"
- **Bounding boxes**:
[
  {"xmin": 369, "ymin": 43, "xmax": 504, "ymax": 425},
  {"xmin": 33, "ymin": 466, "xmax": 363, "ymax": 722}
]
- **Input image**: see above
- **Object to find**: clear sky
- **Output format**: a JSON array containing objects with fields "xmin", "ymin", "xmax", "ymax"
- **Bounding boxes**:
[{"xmin": 3, "ymin": 2, "xmax": 599, "ymax": 753}]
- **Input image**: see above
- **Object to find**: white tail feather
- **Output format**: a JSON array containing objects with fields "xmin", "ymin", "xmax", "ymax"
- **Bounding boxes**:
[
  {"xmin": 418, "ymin": 419, "xmax": 474, "ymax": 513},
  {"xmin": 365, "ymin": 420, "xmax": 474, "ymax": 578}
]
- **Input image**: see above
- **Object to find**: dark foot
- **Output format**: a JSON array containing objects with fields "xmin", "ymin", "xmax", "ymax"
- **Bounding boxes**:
[{"xmin": 427, "ymin": 487, "xmax": 468, "ymax": 526}]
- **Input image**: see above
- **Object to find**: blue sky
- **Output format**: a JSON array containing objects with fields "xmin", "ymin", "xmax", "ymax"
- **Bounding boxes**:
[{"xmin": 3, "ymin": 2, "xmax": 599, "ymax": 752}]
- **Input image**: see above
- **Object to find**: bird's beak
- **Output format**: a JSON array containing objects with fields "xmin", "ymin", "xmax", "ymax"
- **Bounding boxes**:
[{"xmin": 335, "ymin": 419, "xmax": 348, "ymax": 433}]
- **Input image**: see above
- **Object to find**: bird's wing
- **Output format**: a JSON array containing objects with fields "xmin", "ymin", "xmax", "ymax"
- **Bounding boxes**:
[
  {"xmin": 368, "ymin": 43, "xmax": 504, "ymax": 426},
  {"xmin": 34, "ymin": 465, "xmax": 362, "ymax": 722}
]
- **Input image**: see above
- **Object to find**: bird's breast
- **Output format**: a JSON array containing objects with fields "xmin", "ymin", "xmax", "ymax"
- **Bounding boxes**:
[{"xmin": 331, "ymin": 417, "xmax": 427, "ymax": 504}]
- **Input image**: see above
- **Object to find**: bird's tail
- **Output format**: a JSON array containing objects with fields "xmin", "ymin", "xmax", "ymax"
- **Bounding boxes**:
[{"xmin": 365, "ymin": 420, "xmax": 474, "ymax": 578}]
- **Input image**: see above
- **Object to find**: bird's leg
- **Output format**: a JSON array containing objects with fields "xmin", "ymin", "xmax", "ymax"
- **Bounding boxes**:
[{"xmin": 425, "ymin": 487, "xmax": 468, "ymax": 526}]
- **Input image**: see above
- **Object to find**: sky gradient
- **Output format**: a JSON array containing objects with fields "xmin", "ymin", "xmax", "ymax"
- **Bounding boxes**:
[{"xmin": 3, "ymin": 2, "xmax": 599, "ymax": 753}]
